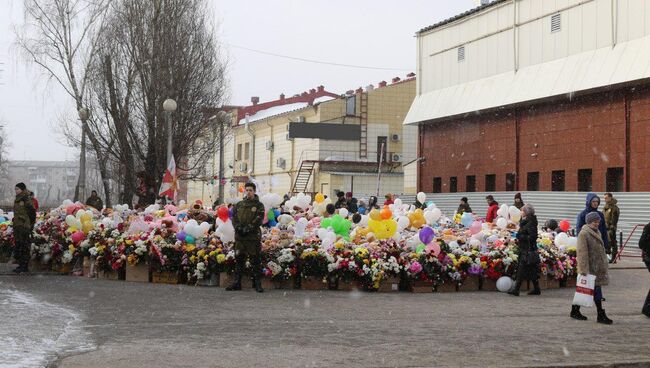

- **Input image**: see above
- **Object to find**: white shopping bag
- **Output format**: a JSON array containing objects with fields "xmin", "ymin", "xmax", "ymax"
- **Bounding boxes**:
[{"xmin": 572, "ymin": 274, "xmax": 596, "ymax": 308}]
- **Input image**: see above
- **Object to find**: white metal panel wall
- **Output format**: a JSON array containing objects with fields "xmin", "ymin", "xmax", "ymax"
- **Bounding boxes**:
[{"xmin": 398, "ymin": 191, "xmax": 648, "ymax": 254}]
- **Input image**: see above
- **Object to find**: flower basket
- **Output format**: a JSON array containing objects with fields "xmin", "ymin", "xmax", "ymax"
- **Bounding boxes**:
[
  {"xmin": 271, "ymin": 277, "xmax": 294, "ymax": 290},
  {"xmin": 126, "ymin": 262, "xmax": 150, "ymax": 283},
  {"xmin": 52, "ymin": 262, "xmax": 71, "ymax": 275},
  {"xmin": 540, "ymin": 277, "xmax": 560, "ymax": 290},
  {"xmin": 457, "ymin": 276, "xmax": 480, "ymax": 292},
  {"xmin": 29, "ymin": 259, "xmax": 52, "ymax": 273},
  {"xmin": 152, "ymin": 270, "xmax": 180, "ymax": 285},
  {"xmin": 479, "ymin": 278, "xmax": 497, "ymax": 291},
  {"xmin": 435, "ymin": 281, "xmax": 458, "ymax": 293},
  {"xmin": 98, "ymin": 270, "xmax": 119, "ymax": 280},
  {"xmin": 410, "ymin": 279, "xmax": 435, "ymax": 293},
  {"xmin": 300, "ymin": 276, "xmax": 329, "ymax": 290},
  {"xmin": 377, "ymin": 276, "xmax": 400, "ymax": 292},
  {"xmin": 218, "ymin": 272, "xmax": 252, "ymax": 288},
  {"xmin": 196, "ymin": 273, "xmax": 220, "ymax": 287},
  {"xmin": 335, "ymin": 279, "xmax": 361, "ymax": 291}
]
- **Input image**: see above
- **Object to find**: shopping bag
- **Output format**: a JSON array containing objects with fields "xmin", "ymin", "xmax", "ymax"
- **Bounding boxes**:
[{"xmin": 572, "ymin": 274, "xmax": 596, "ymax": 308}]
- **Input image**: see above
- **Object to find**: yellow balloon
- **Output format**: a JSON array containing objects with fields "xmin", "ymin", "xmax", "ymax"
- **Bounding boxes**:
[
  {"xmin": 369, "ymin": 209, "xmax": 381, "ymax": 221},
  {"xmin": 82, "ymin": 221, "xmax": 94, "ymax": 234},
  {"xmin": 80, "ymin": 213, "xmax": 92, "ymax": 223},
  {"xmin": 315, "ymin": 193, "xmax": 325, "ymax": 203},
  {"xmin": 368, "ymin": 219, "xmax": 398, "ymax": 240},
  {"xmin": 408, "ymin": 209, "xmax": 426, "ymax": 229},
  {"xmin": 68, "ymin": 227, "xmax": 78, "ymax": 233}
]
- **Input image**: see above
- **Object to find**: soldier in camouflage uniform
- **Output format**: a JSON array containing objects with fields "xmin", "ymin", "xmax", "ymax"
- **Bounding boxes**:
[
  {"xmin": 603, "ymin": 192, "xmax": 620, "ymax": 263},
  {"xmin": 226, "ymin": 182, "xmax": 265, "ymax": 292},
  {"xmin": 13, "ymin": 183, "xmax": 36, "ymax": 273}
]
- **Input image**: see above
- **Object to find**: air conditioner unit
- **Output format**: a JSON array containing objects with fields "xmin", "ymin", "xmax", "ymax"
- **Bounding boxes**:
[
  {"xmin": 265, "ymin": 141, "xmax": 274, "ymax": 150},
  {"xmin": 391, "ymin": 134, "xmax": 401, "ymax": 142},
  {"xmin": 238, "ymin": 162, "xmax": 248, "ymax": 172},
  {"xmin": 276, "ymin": 158, "xmax": 286, "ymax": 169},
  {"xmin": 391, "ymin": 153, "xmax": 402, "ymax": 162},
  {"xmin": 286, "ymin": 133, "xmax": 293, "ymax": 141}
]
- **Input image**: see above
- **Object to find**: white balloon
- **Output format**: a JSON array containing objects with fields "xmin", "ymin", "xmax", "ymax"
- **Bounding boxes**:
[
  {"xmin": 555, "ymin": 232, "xmax": 569, "ymax": 247},
  {"xmin": 496, "ymin": 217, "xmax": 508, "ymax": 229},
  {"xmin": 416, "ymin": 192, "xmax": 426, "ymax": 203},
  {"xmin": 317, "ymin": 228, "xmax": 328, "ymax": 239},
  {"xmin": 567, "ymin": 237, "xmax": 578, "ymax": 247},
  {"xmin": 469, "ymin": 239, "xmax": 481, "ymax": 248},
  {"xmin": 338, "ymin": 208, "xmax": 349, "ymax": 218},
  {"xmin": 431, "ymin": 208, "xmax": 442, "ymax": 222},
  {"xmin": 496, "ymin": 276, "xmax": 513, "ymax": 292},
  {"xmin": 397, "ymin": 216, "xmax": 410, "ymax": 231},
  {"xmin": 424, "ymin": 211, "xmax": 436, "ymax": 224},
  {"xmin": 394, "ymin": 198, "xmax": 403, "ymax": 207},
  {"xmin": 391, "ymin": 232, "xmax": 401, "ymax": 241},
  {"xmin": 360, "ymin": 215, "xmax": 369, "ymax": 227}
]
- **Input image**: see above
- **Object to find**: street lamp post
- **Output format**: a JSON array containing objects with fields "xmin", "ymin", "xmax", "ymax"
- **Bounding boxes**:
[
  {"xmin": 77, "ymin": 107, "xmax": 89, "ymax": 201},
  {"xmin": 162, "ymin": 98, "xmax": 177, "ymax": 166}
]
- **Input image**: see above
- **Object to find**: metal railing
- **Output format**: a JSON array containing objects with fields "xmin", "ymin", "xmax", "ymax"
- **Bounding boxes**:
[{"xmin": 300, "ymin": 149, "xmax": 401, "ymax": 163}]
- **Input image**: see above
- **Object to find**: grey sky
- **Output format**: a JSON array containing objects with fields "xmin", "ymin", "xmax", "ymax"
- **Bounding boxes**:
[{"xmin": 0, "ymin": 0, "xmax": 474, "ymax": 161}]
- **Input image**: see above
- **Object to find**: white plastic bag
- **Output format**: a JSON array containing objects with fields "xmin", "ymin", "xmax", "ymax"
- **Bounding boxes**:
[{"xmin": 572, "ymin": 274, "xmax": 596, "ymax": 308}]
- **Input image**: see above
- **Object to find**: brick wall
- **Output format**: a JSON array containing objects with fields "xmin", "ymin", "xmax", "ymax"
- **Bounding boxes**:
[{"xmin": 419, "ymin": 87, "xmax": 650, "ymax": 192}]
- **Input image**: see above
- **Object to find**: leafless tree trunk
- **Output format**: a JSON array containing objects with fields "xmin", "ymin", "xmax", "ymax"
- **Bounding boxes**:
[{"xmin": 16, "ymin": 0, "xmax": 112, "ymax": 204}]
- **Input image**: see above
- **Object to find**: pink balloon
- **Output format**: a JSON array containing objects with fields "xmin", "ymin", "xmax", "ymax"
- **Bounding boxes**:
[
  {"xmin": 71, "ymin": 231, "xmax": 86, "ymax": 244},
  {"xmin": 469, "ymin": 221, "xmax": 482, "ymax": 235},
  {"xmin": 426, "ymin": 243, "xmax": 441, "ymax": 257}
]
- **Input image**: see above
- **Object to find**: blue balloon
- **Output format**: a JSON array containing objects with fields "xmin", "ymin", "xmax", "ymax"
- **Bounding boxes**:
[
  {"xmin": 268, "ymin": 220, "xmax": 277, "ymax": 227},
  {"xmin": 273, "ymin": 209, "xmax": 281, "ymax": 218},
  {"xmin": 358, "ymin": 207, "xmax": 366, "ymax": 215},
  {"xmin": 460, "ymin": 212, "xmax": 473, "ymax": 228},
  {"xmin": 185, "ymin": 235, "xmax": 196, "ymax": 244},
  {"xmin": 0, "ymin": 217, "xmax": 6, "ymax": 223}
]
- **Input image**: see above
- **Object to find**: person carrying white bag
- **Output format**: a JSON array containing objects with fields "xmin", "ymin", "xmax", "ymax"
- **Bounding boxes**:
[{"xmin": 570, "ymin": 212, "xmax": 613, "ymax": 324}]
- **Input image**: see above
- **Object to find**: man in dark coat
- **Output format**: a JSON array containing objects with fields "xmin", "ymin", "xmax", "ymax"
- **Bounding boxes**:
[
  {"xmin": 227, "ymin": 182, "xmax": 265, "ymax": 292},
  {"xmin": 576, "ymin": 193, "xmax": 609, "ymax": 253},
  {"xmin": 639, "ymin": 222, "xmax": 650, "ymax": 318},
  {"xmin": 334, "ymin": 191, "xmax": 348, "ymax": 209},
  {"xmin": 12, "ymin": 183, "xmax": 35, "ymax": 273},
  {"xmin": 457, "ymin": 197, "xmax": 472, "ymax": 215},
  {"xmin": 86, "ymin": 190, "xmax": 104, "ymax": 210},
  {"xmin": 509, "ymin": 204, "xmax": 540, "ymax": 296},
  {"xmin": 603, "ymin": 192, "xmax": 620, "ymax": 263}
]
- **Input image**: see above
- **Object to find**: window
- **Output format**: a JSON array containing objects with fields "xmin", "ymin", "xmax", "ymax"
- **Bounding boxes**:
[
  {"xmin": 527, "ymin": 172, "xmax": 540, "ymax": 191},
  {"xmin": 237, "ymin": 144, "xmax": 243, "ymax": 161},
  {"xmin": 551, "ymin": 13, "xmax": 561, "ymax": 33},
  {"xmin": 505, "ymin": 173, "xmax": 516, "ymax": 192},
  {"xmin": 458, "ymin": 46, "xmax": 465, "ymax": 62},
  {"xmin": 345, "ymin": 95, "xmax": 356, "ymax": 116},
  {"xmin": 244, "ymin": 142, "xmax": 250, "ymax": 160},
  {"xmin": 450, "ymin": 177, "xmax": 458, "ymax": 193},
  {"xmin": 551, "ymin": 170, "xmax": 565, "ymax": 191},
  {"xmin": 433, "ymin": 177, "xmax": 442, "ymax": 194},
  {"xmin": 466, "ymin": 175, "xmax": 476, "ymax": 192},
  {"xmin": 485, "ymin": 174, "xmax": 496, "ymax": 192},
  {"xmin": 578, "ymin": 169, "xmax": 592, "ymax": 192},
  {"xmin": 606, "ymin": 167, "xmax": 624, "ymax": 192}
]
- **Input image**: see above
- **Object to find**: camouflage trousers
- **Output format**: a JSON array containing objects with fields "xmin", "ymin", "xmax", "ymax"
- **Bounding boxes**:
[
  {"xmin": 13, "ymin": 228, "xmax": 31, "ymax": 267},
  {"xmin": 608, "ymin": 228, "xmax": 618, "ymax": 256}
]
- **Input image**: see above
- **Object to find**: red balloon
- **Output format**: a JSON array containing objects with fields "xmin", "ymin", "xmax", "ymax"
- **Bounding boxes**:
[
  {"xmin": 217, "ymin": 206, "xmax": 229, "ymax": 221},
  {"xmin": 559, "ymin": 220, "xmax": 570, "ymax": 232}
]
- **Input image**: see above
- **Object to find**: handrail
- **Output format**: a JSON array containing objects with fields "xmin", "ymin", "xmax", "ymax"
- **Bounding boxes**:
[{"xmin": 614, "ymin": 224, "xmax": 646, "ymax": 263}]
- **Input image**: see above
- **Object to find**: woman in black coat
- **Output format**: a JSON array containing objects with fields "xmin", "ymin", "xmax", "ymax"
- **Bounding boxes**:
[{"xmin": 509, "ymin": 204, "xmax": 541, "ymax": 296}]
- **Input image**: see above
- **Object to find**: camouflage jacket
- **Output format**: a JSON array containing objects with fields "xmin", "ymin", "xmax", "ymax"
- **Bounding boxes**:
[
  {"xmin": 603, "ymin": 198, "xmax": 620, "ymax": 230},
  {"xmin": 232, "ymin": 195, "xmax": 264, "ymax": 253},
  {"xmin": 14, "ymin": 190, "xmax": 35, "ymax": 230}
]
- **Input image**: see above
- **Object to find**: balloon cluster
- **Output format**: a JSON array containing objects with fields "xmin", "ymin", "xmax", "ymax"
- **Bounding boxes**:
[
  {"xmin": 178, "ymin": 219, "xmax": 210, "ymax": 244},
  {"xmin": 368, "ymin": 207, "xmax": 398, "ymax": 240},
  {"xmin": 311, "ymin": 193, "xmax": 331, "ymax": 216},
  {"xmin": 494, "ymin": 204, "xmax": 522, "ymax": 230},
  {"xmin": 321, "ymin": 214, "xmax": 352, "ymax": 240},
  {"xmin": 65, "ymin": 208, "xmax": 95, "ymax": 244},
  {"xmin": 283, "ymin": 193, "xmax": 312, "ymax": 212}
]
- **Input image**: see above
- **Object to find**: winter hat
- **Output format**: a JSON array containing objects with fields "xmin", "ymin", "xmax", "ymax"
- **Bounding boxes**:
[
  {"xmin": 15, "ymin": 183, "xmax": 26, "ymax": 191},
  {"xmin": 586, "ymin": 212, "xmax": 600, "ymax": 224},
  {"xmin": 514, "ymin": 192, "xmax": 522, "ymax": 200},
  {"xmin": 461, "ymin": 197, "xmax": 468, "ymax": 203}
]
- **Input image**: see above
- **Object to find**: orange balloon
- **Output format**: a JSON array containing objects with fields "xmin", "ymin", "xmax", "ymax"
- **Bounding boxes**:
[{"xmin": 380, "ymin": 208, "xmax": 392, "ymax": 220}]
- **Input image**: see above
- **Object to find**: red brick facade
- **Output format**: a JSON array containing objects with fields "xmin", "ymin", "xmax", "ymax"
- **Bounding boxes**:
[{"xmin": 418, "ymin": 87, "xmax": 650, "ymax": 193}]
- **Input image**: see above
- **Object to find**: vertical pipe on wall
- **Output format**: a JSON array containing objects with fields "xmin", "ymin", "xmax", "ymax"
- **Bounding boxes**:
[
  {"xmin": 513, "ymin": 0, "xmax": 519, "ymax": 72},
  {"xmin": 417, "ymin": 124, "xmax": 423, "ymax": 192},
  {"xmin": 515, "ymin": 108, "xmax": 521, "ymax": 191},
  {"xmin": 611, "ymin": 0, "xmax": 618, "ymax": 48},
  {"xmin": 624, "ymin": 92, "xmax": 631, "ymax": 192}
]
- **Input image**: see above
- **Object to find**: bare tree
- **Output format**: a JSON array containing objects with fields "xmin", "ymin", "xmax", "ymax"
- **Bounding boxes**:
[{"xmin": 16, "ymin": 0, "xmax": 112, "ymax": 204}]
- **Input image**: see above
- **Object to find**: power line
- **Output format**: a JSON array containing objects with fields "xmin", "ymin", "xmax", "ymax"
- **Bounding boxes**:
[{"xmin": 227, "ymin": 43, "xmax": 412, "ymax": 72}]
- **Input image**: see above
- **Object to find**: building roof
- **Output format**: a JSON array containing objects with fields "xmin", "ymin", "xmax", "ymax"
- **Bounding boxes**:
[
  {"xmin": 405, "ymin": 33, "xmax": 650, "ymax": 125},
  {"xmin": 8, "ymin": 160, "xmax": 78, "ymax": 168},
  {"xmin": 417, "ymin": 0, "xmax": 507, "ymax": 35}
]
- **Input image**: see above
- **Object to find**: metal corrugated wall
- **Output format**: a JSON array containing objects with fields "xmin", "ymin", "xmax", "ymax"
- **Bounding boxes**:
[{"xmin": 398, "ymin": 192, "xmax": 649, "ymax": 256}]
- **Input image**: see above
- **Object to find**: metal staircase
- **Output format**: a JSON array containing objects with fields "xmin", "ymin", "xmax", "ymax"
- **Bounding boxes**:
[
  {"xmin": 291, "ymin": 160, "xmax": 316, "ymax": 195},
  {"xmin": 359, "ymin": 92, "xmax": 368, "ymax": 159}
]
